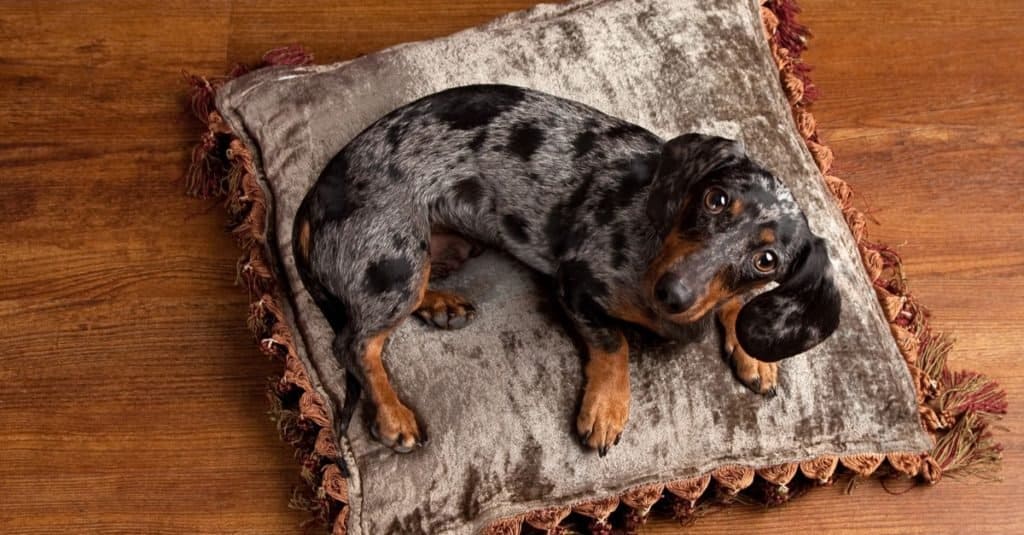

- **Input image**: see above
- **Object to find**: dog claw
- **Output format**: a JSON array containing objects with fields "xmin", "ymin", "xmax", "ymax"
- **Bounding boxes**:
[
  {"xmin": 767, "ymin": 386, "xmax": 778, "ymax": 398},
  {"xmin": 614, "ymin": 433, "xmax": 621, "ymax": 446},
  {"xmin": 598, "ymin": 445, "xmax": 608, "ymax": 457},
  {"xmin": 417, "ymin": 291, "xmax": 476, "ymax": 330}
]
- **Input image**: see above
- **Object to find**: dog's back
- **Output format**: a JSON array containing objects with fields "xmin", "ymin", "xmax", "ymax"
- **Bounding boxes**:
[{"xmin": 297, "ymin": 85, "xmax": 664, "ymax": 279}]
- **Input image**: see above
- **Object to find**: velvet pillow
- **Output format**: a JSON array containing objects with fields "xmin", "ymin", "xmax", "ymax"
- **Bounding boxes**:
[{"xmin": 184, "ymin": 0, "xmax": 997, "ymax": 533}]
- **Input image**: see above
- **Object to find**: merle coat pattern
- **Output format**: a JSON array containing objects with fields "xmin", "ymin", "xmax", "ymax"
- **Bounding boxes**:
[{"xmin": 294, "ymin": 84, "xmax": 841, "ymax": 455}]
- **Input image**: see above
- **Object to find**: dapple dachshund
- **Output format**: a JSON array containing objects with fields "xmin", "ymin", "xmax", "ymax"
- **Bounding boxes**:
[{"xmin": 293, "ymin": 85, "xmax": 841, "ymax": 456}]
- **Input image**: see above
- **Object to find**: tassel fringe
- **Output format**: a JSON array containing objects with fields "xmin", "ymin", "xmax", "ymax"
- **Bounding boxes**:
[{"xmin": 183, "ymin": 46, "xmax": 347, "ymax": 534}]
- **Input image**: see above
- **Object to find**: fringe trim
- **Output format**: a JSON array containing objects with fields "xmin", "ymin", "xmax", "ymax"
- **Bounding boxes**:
[
  {"xmin": 183, "ymin": 1, "xmax": 1007, "ymax": 531},
  {"xmin": 183, "ymin": 46, "xmax": 352, "ymax": 535}
]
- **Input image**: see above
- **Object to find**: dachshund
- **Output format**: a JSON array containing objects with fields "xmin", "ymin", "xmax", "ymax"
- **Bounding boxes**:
[{"xmin": 293, "ymin": 84, "xmax": 842, "ymax": 456}]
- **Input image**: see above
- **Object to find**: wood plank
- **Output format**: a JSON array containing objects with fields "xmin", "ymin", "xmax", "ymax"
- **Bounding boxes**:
[{"xmin": 0, "ymin": 2, "xmax": 308, "ymax": 534}]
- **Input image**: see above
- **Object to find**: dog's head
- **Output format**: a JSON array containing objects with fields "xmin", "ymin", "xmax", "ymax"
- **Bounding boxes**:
[{"xmin": 644, "ymin": 133, "xmax": 841, "ymax": 362}]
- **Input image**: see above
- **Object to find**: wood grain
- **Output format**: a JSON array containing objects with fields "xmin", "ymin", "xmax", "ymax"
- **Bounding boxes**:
[{"xmin": 0, "ymin": 1, "xmax": 1020, "ymax": 533}]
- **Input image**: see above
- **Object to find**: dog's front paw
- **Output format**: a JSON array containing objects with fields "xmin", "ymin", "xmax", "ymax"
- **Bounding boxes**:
[
  {"xmin": 371, "ymin": 400, "xmax": 425, "ymax": 453},
  {"xmin": 576, "ymin": 379, "xmax": 630, "ymax": 457},
  {"xmin": 726, "ymin": 341, "xmax": 778, "ymax": 396},
  {"xmin": 415, "ymin": 290, "xmax": 476, "ymax": 330}
]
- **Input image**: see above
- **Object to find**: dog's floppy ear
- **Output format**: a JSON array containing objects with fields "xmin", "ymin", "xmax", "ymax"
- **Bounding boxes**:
[
  {"xmin": 736, "ymin": 236, "xmax": 842, "ymax": 362},
  {"xmin": 647, "ymin": 133, "xmax": 744, "ymax": 235}
]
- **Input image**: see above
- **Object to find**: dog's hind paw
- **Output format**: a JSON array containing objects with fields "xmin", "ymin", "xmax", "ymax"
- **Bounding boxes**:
[
  {"xmin": 415, "ymin": 289, "xmax": 476, "ymax": 329},
  {"xmin": 371, "ymin": 400, "xmax": 426, "ymax": 453}
]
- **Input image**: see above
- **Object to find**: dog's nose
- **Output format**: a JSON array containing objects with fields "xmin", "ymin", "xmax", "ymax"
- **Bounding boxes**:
[{"xmin": 655, "ymin": 274, "xmax": 695, "ymax": 314}]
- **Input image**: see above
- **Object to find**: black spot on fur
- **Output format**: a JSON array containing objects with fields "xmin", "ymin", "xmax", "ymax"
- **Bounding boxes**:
[
  {"xmin": 528, "ymin": 172, "xmax": 540, "ymax": 181},
  {"xmin": 468, "ymin": 130, "xmax": 488, "ymax": 152},
  {"xmin": 595, "ymin": 186, "xmax": 619, "ymax": 226},
  {"xmin": 433, "ymin": 85, "xmax": 525, "ymax": 130},
  {"xmin": 545, "ymin": 172, "xmax": 595, "ymax": 259},
  {"xmin": 573, "ymin": 130, "xmax": 597, "ymax": 158},
  {"xmin": 364, "ymin": 257, "xmax": 414, "ymax": 294},
  {"xmin": 316, "ymin": 153, "xmax": 362, "ymax": 221},
  {"xmin": 562, "ymin": 226, "xmax": 588, "ymax": 257},
  {"xmin": 501, "ymin": 214, "xmax": 531, "ymax": 243},
  {"xmin": 391, "ymin": 233, "xmax": 406, "ymax": 250},
  {"xmin": 595, "ymin": 153, "xmax": 658, "ymax": 225},
  {"xmin": 557, "ymin": 260, "xmax": 619, "ymax": 351},
  {"xmin": 387, "ymin": 162, "xmax": 403, "ymax": 182},
  {"xmin": 611, "ymin": 231, "xmax": 628, "ymax": 269},
  {"xmin": 454, "ymin": 178, "xmax": 484, "ymax": 206},
  {"xmin": 419, "ymin": 240, "xmax": 428, "ymax": 251},
  {"xmin": 508, "ymin": 122, "xmax": 544, "ymax": 161},
  {"xmin": 386, "ymin": 121, "xmax": 406, "ymax": 148}
]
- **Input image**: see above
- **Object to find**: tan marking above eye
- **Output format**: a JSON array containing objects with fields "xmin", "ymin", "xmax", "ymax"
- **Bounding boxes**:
[
  {"xmin": 760, "ymin": 227, "xmax": 776, "ymax": 244},
  {"xmin": 729, "ymin": 199, "xmax": 744, "ymax": 216}
]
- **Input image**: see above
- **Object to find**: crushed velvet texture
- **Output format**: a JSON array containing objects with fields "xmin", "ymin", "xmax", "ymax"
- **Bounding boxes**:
[{"xmin": 215, "ymin": 0, "xmax": 930, "ymax": 533}]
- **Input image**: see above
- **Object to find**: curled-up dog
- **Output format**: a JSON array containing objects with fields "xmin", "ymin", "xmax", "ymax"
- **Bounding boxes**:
[{"xmin": 294, "ymin": 85, "xmax": 841, "ymax": 456}]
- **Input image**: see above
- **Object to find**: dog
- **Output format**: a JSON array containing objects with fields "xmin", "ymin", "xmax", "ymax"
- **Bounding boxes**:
[{"xmin": 293, "ymin": 84, "xmax": 841, "ymax": 456}]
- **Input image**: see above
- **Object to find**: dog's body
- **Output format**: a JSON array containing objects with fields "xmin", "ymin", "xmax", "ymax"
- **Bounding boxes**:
[{"xmin": 294, "ymin": 85, "xmax": 841, "ymax": 455}]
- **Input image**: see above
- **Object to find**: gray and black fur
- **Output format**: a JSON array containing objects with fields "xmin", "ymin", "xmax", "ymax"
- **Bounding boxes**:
[{"xmin": 294, "ymin": 84, "xmax": 841, "ymax": 454}]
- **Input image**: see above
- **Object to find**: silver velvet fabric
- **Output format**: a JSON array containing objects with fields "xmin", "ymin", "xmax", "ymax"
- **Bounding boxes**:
[{"xmin": 214, "ymin": 1, "xmax": 930, "ymax": 533}]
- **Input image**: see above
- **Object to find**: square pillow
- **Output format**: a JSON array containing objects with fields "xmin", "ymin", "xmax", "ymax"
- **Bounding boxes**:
[{"xmin": 184, "ymin": 0, "xmax": 1001, "ymax": 533}]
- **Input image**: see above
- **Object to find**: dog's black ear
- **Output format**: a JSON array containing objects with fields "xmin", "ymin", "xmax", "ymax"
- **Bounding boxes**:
[
  {"xmin": 736, "ymin": 236, "xmax": 842, "ymax": 362},
  {"xmin": 647, "ymin": 133, "xmax": 745, "ymax": 235}
]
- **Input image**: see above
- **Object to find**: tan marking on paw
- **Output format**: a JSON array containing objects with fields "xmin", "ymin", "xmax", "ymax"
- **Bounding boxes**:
[
  {"xmin": 415, "ymin": 289, "xmax": 476, "ymax": 329},
  {"xmin": 372, "ymin": 399, "xmax": 423, "ymax": 453},
  {"xmin": 361, "ymin": 331, "xmax": 425, "ymax": 453},
  {"xmin": 576, "ymin": 334, "xmax": 630, "ymax": 457},
  {"xmin": 718, "ymin": 297, "xmax": 779, "ymax": 396}
]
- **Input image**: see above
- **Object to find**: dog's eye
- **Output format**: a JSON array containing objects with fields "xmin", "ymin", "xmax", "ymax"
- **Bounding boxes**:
[
  {"xmin": 703, "ymin": 187, "xmax": 729, "ymax": 214},
  {"xmin": 753, "ymin": 250, "xmax": 778, "ymax": 273}
]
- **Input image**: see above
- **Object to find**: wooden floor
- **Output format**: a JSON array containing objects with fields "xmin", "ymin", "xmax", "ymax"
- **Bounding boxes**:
[{"xmin": 1, "ymin": 1, "xmax": 1021, "ymax": 533}]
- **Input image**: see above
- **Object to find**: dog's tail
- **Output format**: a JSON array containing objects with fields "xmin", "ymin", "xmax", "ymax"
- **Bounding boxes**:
[{"xmin": 291, "ymin": 197, "xmax": 362, "ymax": 437}]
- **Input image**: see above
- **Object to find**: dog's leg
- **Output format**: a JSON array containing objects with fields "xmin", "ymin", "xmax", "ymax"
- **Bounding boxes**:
[
  {"xmin": 718, "ymin": 296, "xmax": 778, "ymax": 396},
  {"xmin": 414, "ymin": 231, "xmax": 480, "ymax": 329},
  {"xmin": 556, "ymin": 263, "xmax": 631, "ymax": 456},
  {"xmin": 331, "ymin": 259, "xmax": 431, "ymax": 453},
  {"xmin": 557, "ymin": 262, "xmax": 626, "ymax": 453},
  {"xmin": 575, "ymin": 329, "xmax": 630, "ymax": 456},
  {"xmin": 336, "ymin": 328, "xmax": 425, "ymax": 452},
  {"xmin": 428, "ymin": 230, "xmax": 482, "ymax": 280}
]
